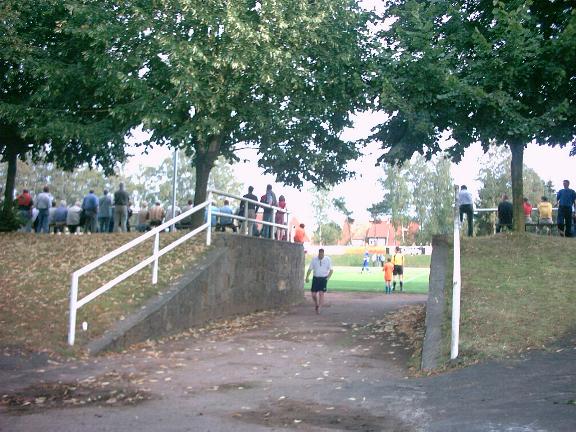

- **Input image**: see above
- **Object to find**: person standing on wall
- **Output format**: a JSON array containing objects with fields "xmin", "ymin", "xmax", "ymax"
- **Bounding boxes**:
[
  {"xmin": 113, "ymin": 182, "xmax": 130, "ymax": 232},
  {"xmin": 305, "ymin": 248, "xmax": 333, "ymax": 314},
  {"xmin": 392, "ymin": 246, "xmax": 405, "ymax": 292},
  {"xmin": 458, "ymin": 185, "xmax": 474, "ymax": 237},
  {"xmin": 556, "ymin": 180, "xmax": 576, "ymax": 238}
]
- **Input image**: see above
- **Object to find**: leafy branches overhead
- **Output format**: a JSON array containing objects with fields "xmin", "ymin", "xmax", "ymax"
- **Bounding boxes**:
[{"xmin": 370, "ymin": 0, "xmax": 576, "ymax": 231}]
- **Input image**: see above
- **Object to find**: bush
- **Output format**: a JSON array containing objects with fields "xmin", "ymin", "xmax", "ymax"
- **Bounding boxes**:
[{"xmin": 0, "ymin": 202, "xmax": 22, "ymax": 232}]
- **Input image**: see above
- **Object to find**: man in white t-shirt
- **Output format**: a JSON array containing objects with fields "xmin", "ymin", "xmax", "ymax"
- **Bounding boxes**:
[{"xmin": 305, "ymin": 248, "xmax": 333, "ymax": 314}]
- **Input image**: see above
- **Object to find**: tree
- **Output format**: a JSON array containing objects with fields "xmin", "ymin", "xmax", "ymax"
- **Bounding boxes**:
[
  {"xmin": 368, "ymin": 154, "xmax": 453, "ymax": 243},
  {"xmin": 313, "ymin": 221, "xmax": 342, "ymax": 246},
  {"xmin": 370, "ymin": 0, "xmax": 576, "ymax": 232},
  {"xmin": 309, "ymin": 186, "xmax": 333, "ymax": 245},
  {"xmin": 130, "ymin": 154, "xmax": 242, "ymax": 207},
  {"xmin": 0, "ymin": 1, "xmax": 140, "ymax": 223},
  {"xmin": 79, "ymin": 0, "xmax": 372, "ymax": 227},
  {"xmin": 367, "ymin": 164, "xmax": 411, "ymax": 240}
]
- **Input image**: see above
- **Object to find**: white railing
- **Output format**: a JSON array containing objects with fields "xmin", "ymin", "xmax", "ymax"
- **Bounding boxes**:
[
  {"xmin": 451, "ymin": 186, "xmax": 462, "ymax": 360},
  {"xmin": 67, "ymin": 189, "xmax": 292, "ymax": 346}
]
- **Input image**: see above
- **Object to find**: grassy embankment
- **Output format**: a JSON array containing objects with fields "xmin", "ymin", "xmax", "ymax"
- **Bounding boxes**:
[
  {"xmin": 443, "ymin": 233, "xmax": 576, "ymax": 363},
  {"xmin": 0, "ymin": 232, "xmax": 209, "ymax": 356}
]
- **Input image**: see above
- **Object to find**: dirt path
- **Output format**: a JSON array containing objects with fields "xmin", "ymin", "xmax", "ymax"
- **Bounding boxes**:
[{"xmin": 2, "ymin": 292, "xmax": 574, "ymax": 432}]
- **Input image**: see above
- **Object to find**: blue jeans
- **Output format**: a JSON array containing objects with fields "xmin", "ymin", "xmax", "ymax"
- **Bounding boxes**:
[
  {"xmin": 99, "ymin": 217, "xmax": 111, "ymax": 233},
  {"xmin": 262, "ymin": 213, "xmax": 273, "ymax": 238},
  {"xmin": 19, "ymin": 210, "xmax": 33, "ymax": 232},
  {"xmin": 36, "ymin": 208, "xmax": 50, "ymax": 233}
]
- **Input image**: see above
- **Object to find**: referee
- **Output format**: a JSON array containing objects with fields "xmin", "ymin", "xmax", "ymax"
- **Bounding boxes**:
[
  {"xmin": 392, "ymin": 246, "xmax": 405, "ymax": 292},
  {"xmin": 305, "ymin": 248, "xmax": 333, "ymax": 314}
]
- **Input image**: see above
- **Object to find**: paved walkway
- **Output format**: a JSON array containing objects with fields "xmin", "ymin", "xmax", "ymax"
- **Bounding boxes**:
[{"xmin": 1, "ymin": 292, "xmax": 574, "ymax": 431}]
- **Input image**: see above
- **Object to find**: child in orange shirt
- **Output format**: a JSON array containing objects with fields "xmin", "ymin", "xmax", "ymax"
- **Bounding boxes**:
[{"xmin": 383, "ymin": 257, "xmax": 394, "ymax": 294}]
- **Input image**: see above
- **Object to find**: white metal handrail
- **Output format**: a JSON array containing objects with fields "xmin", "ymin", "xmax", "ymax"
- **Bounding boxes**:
[{"xmin": 68, "ymin": 188, "xmax": 294, "ymax": 346}]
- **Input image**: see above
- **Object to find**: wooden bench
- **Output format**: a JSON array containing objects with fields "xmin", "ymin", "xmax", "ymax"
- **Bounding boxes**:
[{"xmin": 525, "ymin": 222, "xmax": 557, "ymax": 235}]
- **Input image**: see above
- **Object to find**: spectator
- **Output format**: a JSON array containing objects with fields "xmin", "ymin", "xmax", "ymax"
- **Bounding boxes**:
[
  {"xmin": 217, "ymin": 199, "xmax": 237, "ymax": 232},
  {"xmin": 67, "ymin": 201, "xmax": 83, "ymax": 234},
  {"xmin": 275, "ymin": 195, "xmax": 287, "ymax": 240},
  {"xmin": 260, "ymin": 184, "xmax": 277, "ymax": 238},
  {"xmin": 556, "ymin": 180, "xmax": 576, "ymax": 237},
  {"xmin": 16, "ymin": 188, "xmax": 34, "ymax": 232},
  {"xmin": 523, "ymin": 197, "xmax": 533, "ymax": 224},
  {"xmin": 113, "ymin": 182, "xmax": 130, "ymax": 232},
  {"xmin": 149, "ymin": 201, "xmax": 165, "ymax": 227},
  {"xmin": 82, "ymin": 189, "xmax": 99, "ymax": 233},
  {"xmin": 179, "ymin": 199, "xmax": 194, "ymax": 228},
  {"xmin": 53, "ymin": 200, "xmax": 68, "ymax": 234},
  {"xmin": 48, "ymin": 200, "xmax": 58, "ymax": 233},
  {"xmin": 98, "ymin": 189, "xmax": 113, "ymax": 234},
  {"xmin": 496, "ymin": 194, "xmax": 513, "ymax": 233},
  {"xmin": 458, "ymin": 185, "xmax": 474, "ymax": 237},
  {"xmin": 166, "ymin": 203, "xmax": 182, "ymax": 223},
  {"xmin": 204, "ymin": 201, "xmax": 219, "ymax": 227},
  {"xmin": 294, "ymin": 223, "xmax": 306, "ymax": 243},
  {"xmin": 361, "ymin": 250, "xmax": 370, "ymax": 273},
  {"xmin": 126, "ymin": 202, "xmax": 133, "ymax": 232},
  {"xmin": 137, "ymin": 202, "xmax": 150, "ymax": 232},
  {"xmin": 240, "ymin": 186, "xmax": 258, "ymax": 236},
  {"xmin": 35, "ymin": 186, "xmax": 53, "ymax": 233},
  {"xmin": 537, "ymin": 196, "xmax": 553, "ymax": 235}
]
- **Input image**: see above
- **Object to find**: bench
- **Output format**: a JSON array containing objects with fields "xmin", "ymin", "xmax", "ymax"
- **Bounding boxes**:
[{"xmin": 525, "ymin": 222, "xmax": 557, "ymax": 235}]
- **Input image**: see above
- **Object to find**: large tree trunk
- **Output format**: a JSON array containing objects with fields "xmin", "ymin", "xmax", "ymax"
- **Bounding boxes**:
[
  {"xmin": 510, "ymin": 141, "xmax": 525, "ymax": 232},
  {"xmin": 2, "ymin": 143, "xmax": 18, "ymax": 213},
  {"xmin": 190, "ymin": 136, "xmax": 221, "ymax": 228}
]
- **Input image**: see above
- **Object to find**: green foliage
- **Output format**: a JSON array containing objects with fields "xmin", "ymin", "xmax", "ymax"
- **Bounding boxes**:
[
  {"xmin": 0, "ymin": 201, "xmax": 21, "ymax": 232},
  {"xmin": 371, "ymin": 0, "xmax": 576, "ymax": 230},
  {"xmin": 312, "ymin": 221, "xmax": 342, "ymax": 246},
  {"xmin": 369, "ymin": 154, "xmax": 453, "ymax": 243}
]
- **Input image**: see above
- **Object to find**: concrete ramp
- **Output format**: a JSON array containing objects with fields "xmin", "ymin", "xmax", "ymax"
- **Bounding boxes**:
[{"xmin": 87, "ymin": 234, "xmax": 305, "ymax": 354}]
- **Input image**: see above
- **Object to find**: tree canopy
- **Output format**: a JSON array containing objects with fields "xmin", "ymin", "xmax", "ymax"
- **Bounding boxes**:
[
  {"xmin": 370, "ymin": 0, "xmax": 576, "ymax": 231},
  {"xmin": 0, "ymin": 0, "xmax": 141, "ymax": 214},
  {"xmin": 73, "ymin": 0, "xmax": 373, "ymax": 226}
]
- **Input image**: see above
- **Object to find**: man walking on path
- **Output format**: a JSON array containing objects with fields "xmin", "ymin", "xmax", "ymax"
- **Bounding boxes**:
[
  {"xmin": 305, "ymin": 248, "xmax": 333, "ymax": 314},
  {"xmin": 392, "ymin": 246, "xmax": 405, "ymax": 292},
  {"xmin": 556, "ymin": 180, "xmax": 576, "ymax": 237},
  {"xmin": 458, "ymin": 185, "xmax": 474, "ymax": 237},
  {"xmin": 113, "ymin": 183, "xmax": 130, "ymax": 232}
]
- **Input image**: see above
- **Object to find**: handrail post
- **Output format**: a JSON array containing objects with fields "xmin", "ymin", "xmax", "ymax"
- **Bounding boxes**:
[
  {"xmin": 68, "ymin": 273, "xmax": 79, "ymax": 346},
  {"xmin": 206, "ymin": 191, "xmax": 213, "ymax": 246},
  {"xmin": 287, "ymin": 211, "xmax": 291, "ymax": 241},
  {"xmin": 271, "ymin": 209, "xmax": 276, "ymax": 240},
  {"xmin": 243, "ymin": 200, "xmax": 249, "ymax": 236},
  {"xmin": 152, "ymin": 231, "xmax": 160, "ymax": 284},
  {"xmin": 451, "ymin": 185, "xmax": 461, "ymax": 360}
]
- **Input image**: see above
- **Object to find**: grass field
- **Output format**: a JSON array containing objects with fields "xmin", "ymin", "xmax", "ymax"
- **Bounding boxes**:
[{"xmin": 305, "ymin": 266, "xmax": 430, "ymax": 294}]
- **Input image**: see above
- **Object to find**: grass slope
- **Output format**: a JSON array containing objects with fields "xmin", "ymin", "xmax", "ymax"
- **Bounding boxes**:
[
  {"xmin": 0, "ymin": 232, "xmax": 208, "ymax": 356},
  {"xmin": 445, "ymin": 233, "xmax": 576, "ymax": 362}
]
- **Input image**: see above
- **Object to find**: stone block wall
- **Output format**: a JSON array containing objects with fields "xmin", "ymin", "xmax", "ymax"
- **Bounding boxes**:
[{"xmin": 87, "ymin": 234, "xmax": 305, "ymax": 354}]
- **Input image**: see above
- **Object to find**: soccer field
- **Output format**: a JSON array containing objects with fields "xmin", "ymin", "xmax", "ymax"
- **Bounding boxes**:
[{"xmin": 305, "ymin": 266, "xmax": 430, "ymax": 294}]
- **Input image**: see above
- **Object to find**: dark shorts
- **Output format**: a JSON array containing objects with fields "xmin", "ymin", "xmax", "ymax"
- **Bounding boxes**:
[
  {"xmin": 311, "ymin": 276, "xmax": 328, "ymax": 292},
  {"xmin": 393, "ymin": 265, "xmax": 403, "ymax": 276}
]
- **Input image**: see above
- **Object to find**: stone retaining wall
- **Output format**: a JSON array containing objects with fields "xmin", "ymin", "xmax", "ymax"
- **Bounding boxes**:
[{"xmin": 87, "ymin": 234, "xmax": 305, "ymax": 354}]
